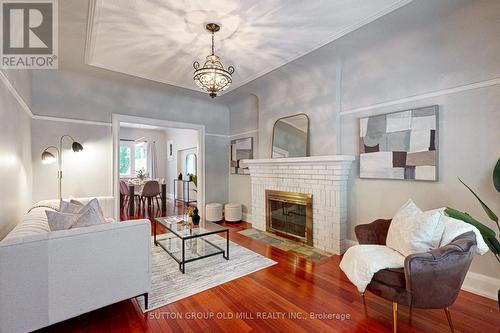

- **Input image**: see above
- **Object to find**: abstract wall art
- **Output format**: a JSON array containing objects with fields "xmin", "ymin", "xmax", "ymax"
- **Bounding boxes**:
[
  {"xmin": 231, "ymin": 137, "xmax": 253, "ymax": 175},
  {"xmin": 359, "ymin": 105, "xmax": 438, "ymax": 181}
]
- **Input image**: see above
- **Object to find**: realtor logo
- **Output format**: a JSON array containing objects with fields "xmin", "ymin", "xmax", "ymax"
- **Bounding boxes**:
[{"xmin": 1, "ymin": 0, "xmax": 58, "ymax": 69}]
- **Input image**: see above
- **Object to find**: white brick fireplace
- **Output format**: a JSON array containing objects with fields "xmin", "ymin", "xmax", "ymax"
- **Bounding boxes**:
[{"xmin": 243, "ymin": 155, "xmax": 355, "ymax": 254}]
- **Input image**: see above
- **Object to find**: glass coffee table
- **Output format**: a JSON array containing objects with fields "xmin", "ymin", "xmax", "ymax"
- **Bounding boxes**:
[{"xmin": 154, "ymin": 216, "xmax": 229, "ymax": 273}]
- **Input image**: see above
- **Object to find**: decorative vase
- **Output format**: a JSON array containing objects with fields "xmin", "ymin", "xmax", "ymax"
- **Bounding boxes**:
[
  {"xmin": 192, "ymin": 209, "xmax": 200, "ymax": 226},
  {"xmin": 187, "ymin": 216, "xmax": 193, "ymax": 224},
  {"xmin": 178, "ymin": 173, "xmax": 183, "ymax": 180}
]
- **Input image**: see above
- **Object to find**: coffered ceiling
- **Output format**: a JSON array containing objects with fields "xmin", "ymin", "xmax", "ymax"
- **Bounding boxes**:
[{"xmin": 86, "ymin": 0, "xmax": 413, "ymax": 95}]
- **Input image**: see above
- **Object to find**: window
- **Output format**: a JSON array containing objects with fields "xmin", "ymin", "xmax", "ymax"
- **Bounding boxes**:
[
  {"xmin": 135, "ymin": 143, "xmax": 148, "ymax": 173},
  {"xmin": 119, "ymin": 142, "xmax": 148, "ymax": 177},
  {"xmin": 119, "ymin": 146, "xmax": 131, "ymax": 176}
]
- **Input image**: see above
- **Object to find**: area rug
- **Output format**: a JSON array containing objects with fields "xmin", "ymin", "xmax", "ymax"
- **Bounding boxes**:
[
  {"xmin": 238, "ymin": 228, "xmax": 333, "ymax": 263},
  {"xmin": 135, "ymin": 234, "xmax": 277, "ymax": 312}
]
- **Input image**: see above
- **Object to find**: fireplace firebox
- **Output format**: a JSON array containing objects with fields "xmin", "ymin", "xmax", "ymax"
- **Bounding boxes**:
[{"xmin": 265, "ymin": 190, "xmax": 313, "ymax": 246}]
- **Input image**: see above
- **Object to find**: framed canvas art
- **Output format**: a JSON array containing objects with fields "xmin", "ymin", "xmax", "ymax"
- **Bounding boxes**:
[
  {"xmin": 359, "ymin": 105, "xmax": 438, "ymax": 181},
  {"xmin": 231, "ymin": 137, "xmax": 253, "ymax": 175}
]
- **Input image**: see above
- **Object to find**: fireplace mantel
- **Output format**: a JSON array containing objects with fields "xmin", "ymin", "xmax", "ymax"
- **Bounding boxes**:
[
  {"xmin": 242, "ymin": 155, "xmax": 355, "ymax": 166},
  {"xmin": 244, "ymin": 155, "xmax": 355, "ymax": 254}
]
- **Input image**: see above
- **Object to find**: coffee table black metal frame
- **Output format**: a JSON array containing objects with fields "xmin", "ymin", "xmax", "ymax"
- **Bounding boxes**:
[{"xmin": 154, "ymin": 217, "xmax": 229, "ymax": 273}]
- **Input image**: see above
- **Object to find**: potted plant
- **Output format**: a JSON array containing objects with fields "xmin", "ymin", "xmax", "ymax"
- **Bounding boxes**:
[
  {"xmin": 136, "ymin": 168, "xmax": 149, "ymax": 181},
  {"xmin": 187, "ymin": 173, "xmax": 197, "ymax": 187},
  {"xmin": 448, "ymin": 158, "xmax": 500, "ymax": 305}
]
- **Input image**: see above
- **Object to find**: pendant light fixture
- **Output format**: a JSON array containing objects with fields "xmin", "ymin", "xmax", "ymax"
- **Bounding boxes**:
[{"xmin": 193, "ymin": 23, "xmax": 234, "ymax": 98}]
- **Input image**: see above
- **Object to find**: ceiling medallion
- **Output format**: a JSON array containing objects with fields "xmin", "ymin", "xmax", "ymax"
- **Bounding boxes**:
[{"xmin": 193, "ymin": 23, "xmax": 234, "ymax": 98}]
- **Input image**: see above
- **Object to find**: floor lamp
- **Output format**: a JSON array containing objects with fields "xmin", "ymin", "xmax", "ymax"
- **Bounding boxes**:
[{"xmin": 41, "ymin": 135, "xmax": 84, "ymax": 199}]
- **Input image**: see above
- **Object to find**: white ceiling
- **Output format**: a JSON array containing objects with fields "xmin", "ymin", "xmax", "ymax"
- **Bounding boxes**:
[{"xmin": 86, "ymin": 0, "xmax": 412, "ymax": 95}]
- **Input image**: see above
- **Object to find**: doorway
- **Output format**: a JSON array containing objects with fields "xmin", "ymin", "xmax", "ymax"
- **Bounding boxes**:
[{"xmin": 112, "ymin": 114, "xmax": 205, "ymax": 221}]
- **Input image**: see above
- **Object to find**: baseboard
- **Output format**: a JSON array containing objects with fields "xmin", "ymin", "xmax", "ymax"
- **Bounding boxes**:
[
  {"xmin": 242, "ymin": 212, "xmax": 253, "ymax": 224},
  {"xmin": 344, "ymin": 239, "xmax": 498, "ymax": 300},
  {"xmin": 461, "ymin": 271, "xmax": 499, "ymax": 301}
]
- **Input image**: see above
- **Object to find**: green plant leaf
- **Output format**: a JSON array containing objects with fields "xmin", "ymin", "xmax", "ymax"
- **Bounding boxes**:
[
  {"xmin": 494, "ymin": 158, "xmax": 500, "ymax": 193},
  {"xmin": 445, "ymin": 207, "xmax": 496, "ymax": 238},
  {"xmin": 458, "ymin": 177, "xmax": 498, "ymax": 223},
  {"xmin": 445, "ymin": 207, "xmax": 499, "ymax": 254}
]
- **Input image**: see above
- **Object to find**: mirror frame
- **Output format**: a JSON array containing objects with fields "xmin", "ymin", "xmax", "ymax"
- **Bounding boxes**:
[{"xmin": 271, "ymin": 113, "xmax": 310, "ymax": 158}]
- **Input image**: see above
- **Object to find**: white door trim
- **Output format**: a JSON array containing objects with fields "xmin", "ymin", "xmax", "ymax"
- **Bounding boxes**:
[{"xmin": 112, "ymin": 114, "xmax": 206, "ymax": 220}]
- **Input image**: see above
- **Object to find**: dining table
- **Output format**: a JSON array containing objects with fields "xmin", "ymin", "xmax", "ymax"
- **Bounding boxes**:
[{"xmin": 125, "ymin": 179, "xmax": 166, "ymax": 216}]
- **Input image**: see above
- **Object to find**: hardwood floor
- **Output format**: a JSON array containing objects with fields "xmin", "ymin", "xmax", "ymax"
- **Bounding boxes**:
[{"xmin": 39, "ymin": 200, "xmax": 500, "ymax": 333}]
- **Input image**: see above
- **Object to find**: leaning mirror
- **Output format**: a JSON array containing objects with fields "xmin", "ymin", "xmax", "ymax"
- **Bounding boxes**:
[
  {"xmin": 186, "ymin": 153, "xmax": 197, "ymax": 176},
  {"xmin": 271, "ymin": 113, "xmax": 309, "ymax": 158}
]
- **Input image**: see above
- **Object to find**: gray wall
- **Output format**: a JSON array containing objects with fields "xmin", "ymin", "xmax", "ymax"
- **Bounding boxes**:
[
  {"xmin": 223, "ymin": 0, "xmax": 500, "ymax": 280},
  {"xmin": 31, "ymin": 119, "xmax": 112, "ymax": 202},
  {"xmin": 226, "ymin": 94, "xmax": 259, "ymax": 219},
  {"xmin": 0, "ymin": 71, "xmax": 32, "ymax": 239},
  {"xmin": 27, "ymin": 0, "xmax": 230, "ymax": 205}
]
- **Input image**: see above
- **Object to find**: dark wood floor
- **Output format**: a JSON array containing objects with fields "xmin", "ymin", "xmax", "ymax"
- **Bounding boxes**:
[{"xmin": 39, "ymin": 199, "xmax": 500, "ymax": 333}]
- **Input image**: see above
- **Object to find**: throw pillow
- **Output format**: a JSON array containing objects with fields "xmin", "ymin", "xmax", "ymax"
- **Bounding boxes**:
[
  {"xmin": 386, "ymin": 200, "xmax": 445, "ymax": 256},
  {"xmin": 60, "ymin": 199, "xmax": 83, "ymax": 214},
  {"xmin": 70, "ymin": 199, "xmax": 85, "ymax": 206},
  {"xmin": 393, "ymin": 199, "xmax": 422, "ymax": 219},
  {"xmin": 46, "ymin": 211, "xmax": 79, "ymax": 231},
  {"xmin": 75, "ymin": 198, "xmax": 107, "ymax": 225},
  {"xmin": 439, "ymin": 215, "xmax": 488, "ymax": 254},
  {"xmin": 46, "ymin": 198, "xmax": 107, "ymax": 231},
  {"xmin": 70, "ymin": 205, "xmax": 105, "ymax": 228}
]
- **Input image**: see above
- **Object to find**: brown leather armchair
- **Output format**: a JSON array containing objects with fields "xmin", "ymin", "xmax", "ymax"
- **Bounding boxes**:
[{"xmin": 355, "ymin": 219, "xmax": 477, "ymax": 333}]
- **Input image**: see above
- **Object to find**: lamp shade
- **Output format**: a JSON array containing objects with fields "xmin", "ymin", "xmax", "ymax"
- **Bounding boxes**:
[
  {"xmin": 41, "ymin": 151, "xmax": 56, "ymax": 164},
  {"xmin": 72, "ymin": 141, "xmax": 83, "ymax": 152}
]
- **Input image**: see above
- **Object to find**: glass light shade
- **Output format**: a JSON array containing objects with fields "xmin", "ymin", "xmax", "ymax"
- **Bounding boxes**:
[
  {"xmin": 193, "ymin": 55, "xmax": 234, "ymax": 98},
  {"xmin": 41, "ymin": 151, "xmax": 56, "ymax": 164}
]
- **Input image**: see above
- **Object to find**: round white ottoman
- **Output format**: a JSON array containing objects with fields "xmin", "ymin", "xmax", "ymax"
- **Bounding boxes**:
[
  {"xmin": 224, "ymin": 203, "xmax": 242, "ymax": 223},
  {"xmin": 206, "ymin": 203, "xmax": 223, "ymax": 222}
]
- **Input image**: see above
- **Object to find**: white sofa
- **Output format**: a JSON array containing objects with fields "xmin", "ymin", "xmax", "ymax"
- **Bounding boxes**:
[{"xmin": 0, "ymin": 197, "xmax": 151, "ymax": 333}]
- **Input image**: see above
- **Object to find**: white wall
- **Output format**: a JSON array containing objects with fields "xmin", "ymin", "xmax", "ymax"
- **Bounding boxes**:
[
  {"xmin": 223, "ymin": 0, "xmax": 500, "ymax": 282},
  {"xmin": 119, "ymin": 127, "xmax": 167, "ymax": 180},
  {"xmin": 31, "ymin": 119, "xmax": 112, "ymax": 202},
  {"xmin": 163, "ymin": 127, "xmax": 198, "ymax": 196},
  {"xmin": 0, "ymin": 71, "xmax": 32, "ymax": 239}
]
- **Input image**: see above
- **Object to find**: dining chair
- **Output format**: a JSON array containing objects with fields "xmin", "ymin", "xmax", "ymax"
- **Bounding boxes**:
[
  {"xmin": 119, "ymin": 180, "xmax": 129, "ymax": 209},
  {"xmin": 140, "ymin": 180, "xmax": 161, "ymax": 212}
]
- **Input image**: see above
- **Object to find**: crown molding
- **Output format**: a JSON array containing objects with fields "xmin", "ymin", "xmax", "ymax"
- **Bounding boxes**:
[
  {"xmin": 32, "ymin": 115, "xmax": 111, "ymax": 127},
  {"xmin": 0, "ymin": 70, "xmax": 33, "ymax": 117},
  {"xmin": 340, "ymin": 76, "xmax": 500, "ymax": 116}
]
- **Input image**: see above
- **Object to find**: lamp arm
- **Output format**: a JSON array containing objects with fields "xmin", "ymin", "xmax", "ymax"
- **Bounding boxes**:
[
  {"xmin": 57, "ymin": 135, "xmax": 75, "ymax": 199},
  {"xmin": 43, "ymin": 146, "xmax": 60, "ymax": 159},
  {"xmin": 58, "ymin": 134, "xmax": 75, "ymax": 170}
]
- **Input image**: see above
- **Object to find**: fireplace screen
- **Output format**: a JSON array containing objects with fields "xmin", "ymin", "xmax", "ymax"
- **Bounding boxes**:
[{"xmin": 266, "ymin": 190, "xmax": 313, "ymax": 245}]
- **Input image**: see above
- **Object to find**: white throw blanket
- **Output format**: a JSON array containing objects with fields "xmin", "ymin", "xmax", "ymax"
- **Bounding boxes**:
[
  {"xmin": 340, "ymin": 245, "xmax": 405, "ymax": 293},
  {"xmin": 340, "ymin": 217, "xmax": 489, "ymax": 293}
]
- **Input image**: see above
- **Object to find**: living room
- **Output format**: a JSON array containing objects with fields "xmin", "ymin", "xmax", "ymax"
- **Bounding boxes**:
[{"xmin": 0, "ymin": 0, "xmax": 499, "ymax": 332}]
